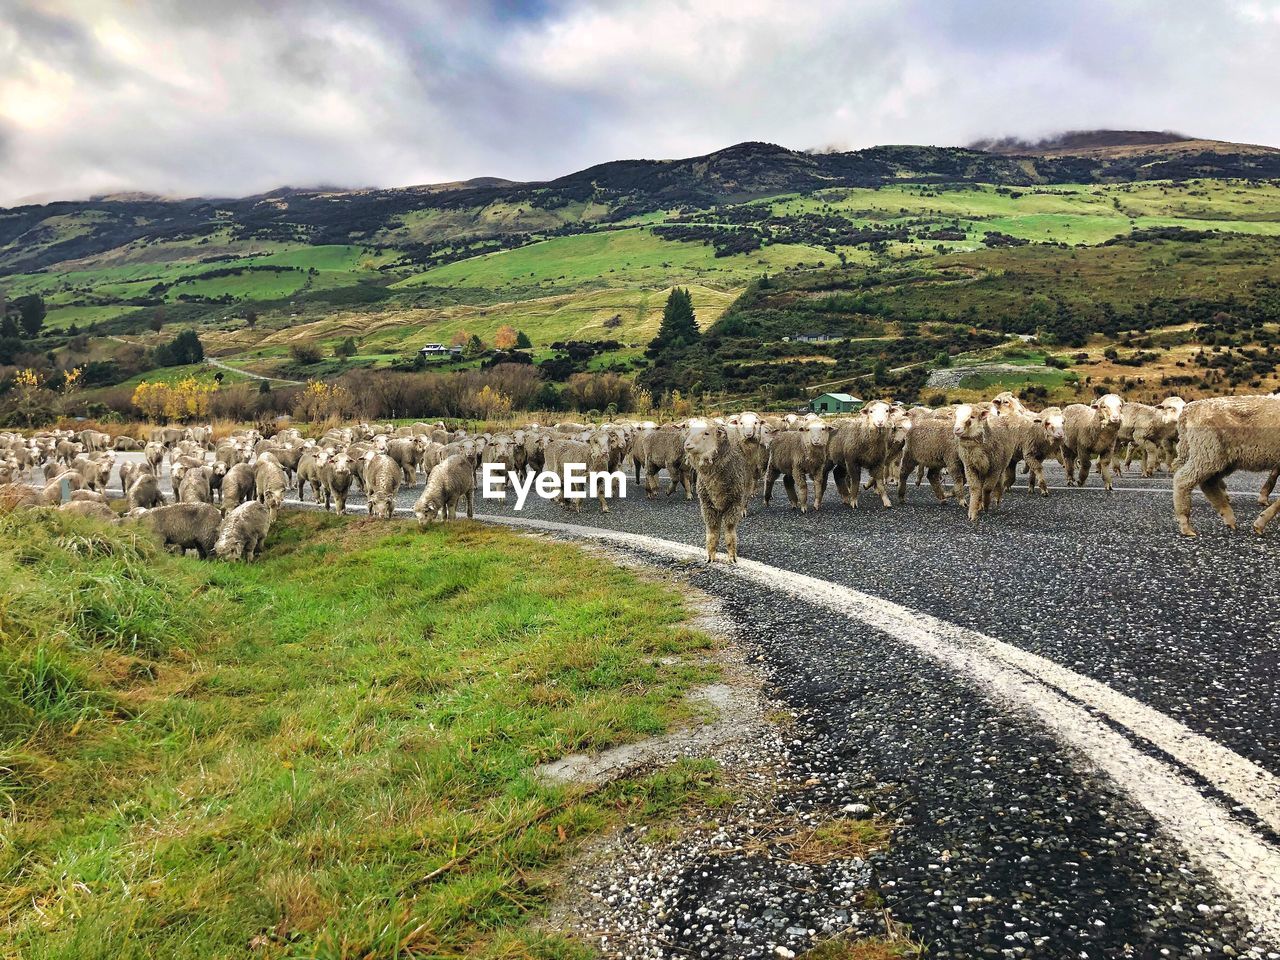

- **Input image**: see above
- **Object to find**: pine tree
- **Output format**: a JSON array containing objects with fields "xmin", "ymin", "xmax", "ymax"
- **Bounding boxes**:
[{"xmin": 647, "ymin": 287, "xmax": 698, "ymax": 357}]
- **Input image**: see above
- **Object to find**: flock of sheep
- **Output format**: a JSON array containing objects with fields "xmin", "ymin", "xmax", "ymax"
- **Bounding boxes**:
[{"xmin": 1, "ymin": 390, "xmax": 1278, "ymax": 564}]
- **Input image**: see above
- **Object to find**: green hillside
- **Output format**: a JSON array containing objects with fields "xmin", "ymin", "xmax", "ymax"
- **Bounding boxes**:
[{"xmin": 4, "ymin": 135, "xmax": 1280, "ymax": 414}]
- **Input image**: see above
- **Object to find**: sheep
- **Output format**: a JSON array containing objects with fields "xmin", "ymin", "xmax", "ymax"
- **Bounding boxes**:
[
  {"xmin": 764, "ymin": 419, "xmax": 833, "ymax": 513},
  {"xmin": 178, "ymin": 465, "xmax": 214, "ymax": 504},
  {"xmin": 220, "ymin": 462, "xmax": 256, "ymax": 512},
  {"xmin": 209, "ymin": 460, "xmax": 227, "ymax": 503},
  {"xmin": 68, "ymin": 454, "xmax": 115, "ymax": 492},
  {"xmin": 725, "ymin": 413, "xmax": 772, "ymax": 486},
  {"xmin": 128, "ymin": 502, "xmax": 223, "ymax": 558},
  {"xmin": 320, "ymin": 452, "xmax": 355, "ymax": 514},
  {"xmin": 59, "ymin": 499, "xmax": 115, "ymax": 521},
  {"xmin": 127, "ymin": 472, "xmax": 166, "ymax": 510},
  {"xmin": 384, "ymin": 437, "xmax": 420, "ymax": 485},
  {"xmin": 1061, "ymin": 393, "xmax": 1124, "ymax": 490},
  {"xmin": 953, "ymin": 403, "xmax": 1023, "ymax": 522},
  {"xmin": 68, "ymin": 488, "xmax": 107, "ymax": 503},
  {"xmin": 39, "ymin": 471, "xmax": 88, "ymax": 505},
  {"xmin": 684, "ymin": 420, "xmax": 752, "ymax": 563},
  {"xmin": 1005, "ymin": 407, "xmax": 1064, "ymax": 496},
  {"xmin": 543, "ymin": 433, "xmax": 614, "ymax": 513},
  {"xmin": 0, "ymin": 483, "xmax": 40, "ymax": 510},
  {"xmin": 827, "ymin": 401, "xmax": 901, "ymax": 510},
  {"xmin": 1129, "ymin": 396, "xmax": 1185, "ymax": 476},
  {"xmin": 414, "ymin": 455, "xmax": 476, "ymax": 524},
  {"xmin": 295, "ymin": 449, "xmax": 330, "ymax": 503},
  {"xmin": 144, "ymin": 441, "xmax": 166, "ymax": 472},
  {"xmin": 118, "ymin": 460, "xmax": 153, "ymax": 497},
  {"xmin": 214, "ymin": 500, "xmax": 275, "ymax": 561},
  {"xmin": 1172, "ymin": 395, "xmax": 1280, "ymax": 537},
  {"xmin": 479, "ymin": 435, "xmax": 517, "ymax": 492},
  {"xmin": 364, "ymin": 452, "xmax": 403, "ymax": 519},
  {"xmin": 643, "ymin": 426, "xmax": 694, "ymax": 500},
  {"xmin": 254, "ymin": 453, "xmax": 288, "ymax": 511},
  {"xmin": 112, "ymin": 436, "xmax": 140, "ymax": 451}
]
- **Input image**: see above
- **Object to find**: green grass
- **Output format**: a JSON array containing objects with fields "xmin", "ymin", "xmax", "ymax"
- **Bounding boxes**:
[
  {"xmin": 395, "ymin": 226, "xmax": 834, "ymax": 292},
  {"xmin": 1, "ymin": 510, "xmax": 721, "ymax": 958}
]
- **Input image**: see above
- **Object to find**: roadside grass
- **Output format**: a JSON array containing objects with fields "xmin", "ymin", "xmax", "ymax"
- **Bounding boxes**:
[{"xmin": 1, "ymin": 510, "xmax": 722, "ymax": 958}]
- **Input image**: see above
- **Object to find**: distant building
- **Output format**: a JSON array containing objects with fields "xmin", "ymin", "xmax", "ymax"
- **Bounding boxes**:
[
  {"xmin": 810, "ymin": 392, "xmax": 860, "ymax": 414},
  {"xmin": 419, "ymin": 342, "xmax": 462, "ymax": 359},
  {"xmin": 793, "ymin": 332, "xmax": 834, "ymax": 344}
]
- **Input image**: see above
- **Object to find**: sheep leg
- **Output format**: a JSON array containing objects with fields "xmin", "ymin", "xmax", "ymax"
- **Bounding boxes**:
[
  {"xmin": 782, "ymin": 473, "xmax": 801, "ymax": 511},
  {"xmin": 872, "ymin": 464, "xmax": 892, "ymax": 509},
  {"xmin": 813, "ymin": 465, "xmax": 829, "ymax": 510},
  {"xmin": 923, "ymin": 468, "xmax": 946, "ymax": 502},
  {"xmin": 1202, "ymin": 474, "xmax": 1236, "ymax": 530},
  {"xmin": 1076, "ymin": 454, "xmax": 1093, "ymax": 487},
  {"xmin": 832, "ymin": 462, "xmax": 850, "ymax": 504},
  {"xmin": 1173, "ymin": 460, "xmax": 1210, "ymax": 536},
  {"xmin": 965, "ymin": 467, "xmax": 983, "ymax": 522},
  {"xmin": 1254, "ymin": 495, "xmax": 1280, "ymax": 535},
  {"xmin": 1258, "ymin": 467, "xmax": 1279, "ymax": 507},
  {"xmin": 764, "ymin": 465, "xmax": 780, "ymax": 506},
  {"xmin": 1098, "ymin": 454, "xmax": 1115, "ymax": 492},
  {"xmin": 645, "ymin": 466, "xmax": 660, "ymax": 500},
  {"xmin": 1062, "ymin": 451, "xmax": 1076, "ymax": 486},
  {"xmin": 896, "ymin": 454, "xmax": 914, "ymax": 503},
  {"xmin": 846, "ymin": 462, "xmax": 862, "ymax": 510}
]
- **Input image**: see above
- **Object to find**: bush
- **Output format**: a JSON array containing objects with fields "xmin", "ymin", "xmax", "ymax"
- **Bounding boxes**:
[{"xmin": 289, "ymin": 344, "xmax": 323, "ymax": 365}]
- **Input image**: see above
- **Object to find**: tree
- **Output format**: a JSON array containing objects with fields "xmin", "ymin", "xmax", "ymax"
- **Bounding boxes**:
[
  {"xmin": 450, "ymin": 329, "xmax": 469, "ymax": 348},
  {"xmin": 149, "ymin": 308, "xmax": 166, "ymax": 333},
  {"xmin": 290, "ymin": 343, "xmax": 322, "ymax": 365},
  {"xmin": 153, "ymin": 329, "xmax": 204, "ymax": 367},
  {"xmin": 494, "ymin": 324, "xmax": 518, "ymax": 350},
  {"xmin": 244, "ymin": 309, "xmax": 258, "ymax": 330},
  {"xmin": 0, "ymin": 313, "xmax": 19, "ymax": 339},
  {"xmin": 464, "ymin": 334, "xmax": 486, "ymax": 358},
  {"xmin": 515, "ymin": 330, "xmax": 532, "ymax": 349},
  {"xmin": 335, "ymin": 336, "xmax": 358, "ymax": 359},
  {"xmin": 15, "ymin": 294, "xmax": 45, "ymax": 338},
  {"xmin": 646, "ymin": 287, "xmax": 698, "ymax": 357}
]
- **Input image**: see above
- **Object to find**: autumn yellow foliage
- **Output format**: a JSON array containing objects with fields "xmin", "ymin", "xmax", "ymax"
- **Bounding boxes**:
[{"xmin": 132, "ymin": 377, "xmax": 218, "ymax": 422}]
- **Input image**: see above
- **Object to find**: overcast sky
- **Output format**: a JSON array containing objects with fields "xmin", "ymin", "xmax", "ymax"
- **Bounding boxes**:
[{"xmin": 2, "ymin": 0, "xmax": 1279, "ymax": 205}]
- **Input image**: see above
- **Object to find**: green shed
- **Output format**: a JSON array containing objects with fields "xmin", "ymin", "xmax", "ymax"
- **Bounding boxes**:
[{"xmin": 810, "ymin": 392, "xmax": 860, "ymax": 414}]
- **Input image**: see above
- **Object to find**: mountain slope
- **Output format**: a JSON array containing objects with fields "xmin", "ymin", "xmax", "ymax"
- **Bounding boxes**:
[{"xmin": 6, "ymin": 134, "xmax": 1280, "ymax": 276}]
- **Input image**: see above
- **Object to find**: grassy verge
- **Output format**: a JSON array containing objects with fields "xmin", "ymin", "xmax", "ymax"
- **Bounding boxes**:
[{"xmin": 1, "ymin": 510, "xmax": 721, "ymax": 958}]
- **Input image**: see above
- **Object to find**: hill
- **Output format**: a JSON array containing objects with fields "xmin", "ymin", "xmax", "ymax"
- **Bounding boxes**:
[{"xmin": 3, "ymin": 131, "xmax": 1280, "ymax": 419}]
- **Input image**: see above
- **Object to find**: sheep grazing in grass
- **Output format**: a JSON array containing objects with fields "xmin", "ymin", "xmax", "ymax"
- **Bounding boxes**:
[
  {"xmin": 59, "ymin": 499, "xmax": 115, "ymax": 521},
  {"xmin": 684, "ymin": 420, "xmax": 752, "ymax": 563},
  {"xmin": 220, "ymin": 462, "xmax": 255, "ymax": 512},
  {"xmin": 414, "ymin": 455, "xmax": 476, "ymax": 525},
  {"xmin": 320, "ymin": 452, "xmax": 356, "ymax": 514},
  {"xmin": 214, "ymin": 500, "xmax": 275, "ymax": 561},
  {"xmin": 364, "ymin": 452, "xmax": 403, "ymax": 519},
  {"xmin": 39, "ymin": 471, "xmax": 87, "ymax": 505},
  {"xmin": 129, "ymin": 502, "xmax": 223, "ymax": 558},
  {"xmin": 127, "ymin": 472, "xmax": 166, "ymax": 510},
  {"xmin": 764, "ymin": 419, "xmax": 833, "ymax": 513},
  {"xmin": 253, "ymin": 453, "xmax": 288, "ymax": 511},
  {"xmin": 1061, "ymin": 393, "xmax": 1124, "ymax": 490},
  {"xmin": 953, "ymin": 403, "xmax": 1023, "ymax": 522},
  {"xmin": 1172, "ymin": 395, "xmax": 1280, "ymax": 537}
]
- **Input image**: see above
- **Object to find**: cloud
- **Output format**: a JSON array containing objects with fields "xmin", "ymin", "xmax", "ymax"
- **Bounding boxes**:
[{"xmin": 0, "ymin": 0, "xmax": 1278, "ymax": 205}]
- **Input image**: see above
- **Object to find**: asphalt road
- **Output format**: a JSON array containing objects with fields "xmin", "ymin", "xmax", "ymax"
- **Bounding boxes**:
[{"xmin": 99, "ymin": 454, "xmax": 1280, "ymax": 956}]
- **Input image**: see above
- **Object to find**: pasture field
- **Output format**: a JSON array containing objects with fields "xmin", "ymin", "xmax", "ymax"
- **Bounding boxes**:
[
  {"xmin": 0, "ymin": 510, "xmax": 724, "ymax": 958},
  {"xmin": 395, "ymin": 226, "xmax": 838, "ymax": 293}
]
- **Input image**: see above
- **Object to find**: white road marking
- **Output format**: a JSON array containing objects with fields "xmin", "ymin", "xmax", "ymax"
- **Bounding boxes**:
[{"xmin": 475, "ymin": 513, "xmax": 1280, "ymax": 943}]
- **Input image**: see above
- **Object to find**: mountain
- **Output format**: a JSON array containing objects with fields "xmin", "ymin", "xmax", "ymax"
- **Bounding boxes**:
[{"xmin": 5, "ymin": 133, "xmax": 1280, "ymax": 276}]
